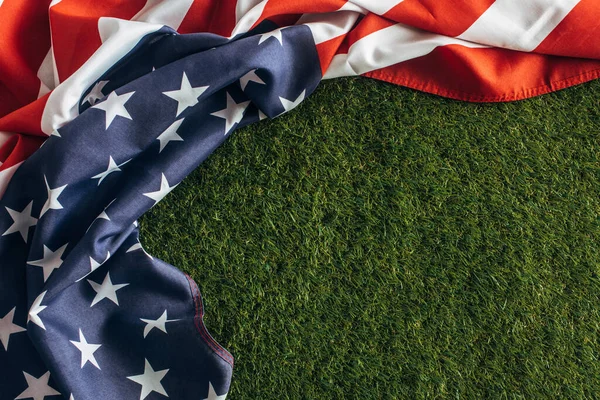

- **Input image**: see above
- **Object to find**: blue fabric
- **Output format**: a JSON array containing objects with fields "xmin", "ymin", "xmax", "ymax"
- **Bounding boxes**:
[{"xmin": 0, "ymin": 22, "xmax": 321, "ymax": 399}]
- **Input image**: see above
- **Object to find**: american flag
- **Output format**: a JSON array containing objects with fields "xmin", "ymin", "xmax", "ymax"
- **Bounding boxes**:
[{"xmin": 0, "ymin": 1, "xmax": 599, "ymax": 399}]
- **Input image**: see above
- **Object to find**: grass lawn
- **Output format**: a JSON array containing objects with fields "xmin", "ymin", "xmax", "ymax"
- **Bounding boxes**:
[{"xmin": 140, "ymin": 77, "xmax": 600, "ymax": 399}]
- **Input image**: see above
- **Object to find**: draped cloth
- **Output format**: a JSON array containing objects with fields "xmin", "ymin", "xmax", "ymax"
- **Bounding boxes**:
[{"xmin": 1, "ymin": 1, "xmax": 599, "ymax": 399}]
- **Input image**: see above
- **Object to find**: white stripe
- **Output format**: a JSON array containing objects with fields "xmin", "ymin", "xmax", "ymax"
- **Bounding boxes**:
[
  {"xmin": 236, "ymin": 0, "xmax": 264, "ymax": 23},
  {"xmin": 457, "ymin": 0, "xmax": 580, "ymax": 52},
  {"xmin": 37, "ymin": 48, "xmax": 56, "ymax": 98},
  {"xmin": 323, "ymin": 23, "xmax": 488, "ymax": 79},
  {"xmin": 231, "ymin": 0, "xmax": 268, "ymax": 37},
  {"xmin": 0, "ymin": 162, "xmax": 23, "ymax": 199},
  {"xmin": 42, "ymin": 18, "xmax": 164, "ymax": 135},
  {"xmin": 46, "ymin": 0, "xmax": 64, "ymax": 92},
  {"xmin": 131, "ymin": 0, "xmax": 194, "ymax": 31},
  {"xmin": 297, "ymin": 10, "xmax": 361, "ymax": 45},
  {"xmin": 0, "ymin": 0, "xmax": 4, "ymax": 8},
  {"xmin": 0, "ymin": 131, "xmax": 12, "ymax": 149},
  {"xmin": 347, "ymin": 0, "xmax": 404, "ymax": 16},
  {"xmin": 37, "ymin": 81, "xmax": 51, "ymax": 99},
  {"xmin": 338, "ymin": 1, "xmax": 368, "ymax": 14}
]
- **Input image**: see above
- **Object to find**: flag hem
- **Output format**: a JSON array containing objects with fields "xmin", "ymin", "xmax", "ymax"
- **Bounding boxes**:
[
  {"xmin": 185, "ymin": 273, "xmax": 235, "ymax": 367},
  {"xmin": 365, "ymin": 67, "xmax": 600, "ymax": 102}
]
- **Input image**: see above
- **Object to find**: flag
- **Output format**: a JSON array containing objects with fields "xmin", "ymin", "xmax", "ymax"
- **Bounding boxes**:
[{"xmin": 1, "ymin": 1, "xmax": 599, "ymax": 399}]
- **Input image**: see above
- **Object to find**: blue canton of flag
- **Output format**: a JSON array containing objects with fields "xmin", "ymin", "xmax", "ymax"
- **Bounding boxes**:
[{"xmin": 0, "ymin": 22, "xmax": 321, "ymax": 400}]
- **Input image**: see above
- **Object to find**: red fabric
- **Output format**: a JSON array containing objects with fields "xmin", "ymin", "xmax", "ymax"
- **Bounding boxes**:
[
  {"xmin": 535, "ymin": 0, "xmax": 600, "ymax": 59},
  {"xmin": 385, "ymin": 0, "xmax": 496, "ymax": 37},
  {"xmin": 0, "ymin": 0, "xmax": 52, "ymax": 117},
  {"xmin": 1, "ymin": 0, "xmax": 600, "ymax": 186},
  {"xmin": 365, "ymin": 45, "xmax": 600, "ymax": 102},
  {"xmin": 50, "ymin": 0, "xmax": 147, "ymax": 81}
]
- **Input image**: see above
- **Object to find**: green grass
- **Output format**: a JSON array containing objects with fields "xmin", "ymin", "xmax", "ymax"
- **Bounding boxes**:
[{"xmin": 140, "ymin": 77, "xmax": 600, "ymax": 399}]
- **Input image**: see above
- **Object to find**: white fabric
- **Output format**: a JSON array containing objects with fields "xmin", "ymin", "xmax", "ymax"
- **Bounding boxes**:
[
  {"xmin": 131, "ymin": 0, "xmax": 195, "ymax": 31},
  {"xmin": 297, "ymin": 10, "xmax": 361, "ymax": 45},
  {"xmin": 457, "ymin": 0, "xmax": 580, "ymax": 52},
  {"xmin": 347, "ymin": 0, "xmax": 404, "ymax": 16},
  {"xmin": 37, "ymin": 48, "xmax": 56, "ymax": 99},
  {"xmin": 236, "ymin": 0, "xmax": 265, "ymax": 23},
  {"xmin": 41, "ymin": 18, "xmax": 164, "ymax": 135},
  {"xmin": 231, "ymin": 0, "xmax": 269, "ymax": 37},
  {"xmin": 324, "ymin": 23, "xmax": 488, "ymax": 79}
]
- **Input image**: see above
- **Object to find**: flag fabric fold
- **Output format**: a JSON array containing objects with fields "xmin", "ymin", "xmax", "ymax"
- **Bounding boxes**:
[
  {"xmin": 1, "ymin": 21, "xmax": 322, "ymax": 399},
  {"xmin": 2, "ymin": 0, "xmax": 600, "ymax": 192},
  {"xmin": 1, "ymin": 1, "xmax": 599, "ymax": 399}
]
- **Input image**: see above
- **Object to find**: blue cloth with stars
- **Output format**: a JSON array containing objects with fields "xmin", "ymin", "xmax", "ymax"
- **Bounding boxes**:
[{"xmin": 0, "ymin": 21, "xmax": 321, "ymax": 400}]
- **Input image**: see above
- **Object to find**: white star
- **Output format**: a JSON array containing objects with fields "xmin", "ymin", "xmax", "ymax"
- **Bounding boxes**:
[
  {"xmin": 69, "ymin": 395, "xmax": 75, "ymax": 400},
  {"xmin": 0, "ymin": 307, "xmax": 26, "ymax": 351},
  {"xmin": 279, "ymin": 89, "xmax": 306, "ymax": 114},
  {"xmin": 87, "ymin": 272, "xmax": 129, "ymax": 307},
  {"xmin": 140, "ymin": 310, "xmax": 178, "ymax": 338},
  {"xmin": 92, "ymin": 156, "xmax": 130, "ymax": 185},
  {"xmin": 27, "ymin": 243, "xmax": 68, "ymax": 282},
  {"xmin": 97, "ymin": 209, "xmax": 110, "ymax": 221},
  {"xmin": 28, "ymin": 291, "xmax": 48, "ymax": 330},
  {"xmin": 85, "ymin": 199, "xmax": 115, "ymax": 234},
  {"xmin": 2, "ymin": 201, "xmax": 37, "ymax": 243},
  {"xmin": 93, "ymin": 91, "xmax": 135, "ymax": 129},
  {"xmin": 258, "ymin": 29, "xmax": 283, "ymax": 45},
  {"xmin": 210, "ymin": 92, "xmax": 250, "ymax": 135},
  {"xmin": 76, "ymin": 252, "xmax": 110, "ymax": 283},
  {"xmin": 40, "ymin": 175, "xmax": 67, "ymax": 217},
  {"xmin": 81, "ymin": 80, "xmax": 109, "ymax": 106},
  {"xmin": 89, "ymin": 252, "xmax": 109, "ymax": 273},
  {"xmin": 97, "ymin": 198, "xmax": 116, "ymax": 221},
  {"xmin": 163, "ymin": 72, "xmax": 209, "ymax": 117},
  {"xmin": 70, "ymin": 328, "xmax": 102, "ymax": 369},
  {"xmin": 239, "ymin": 69, "xmax": 265, "ymax": 91},
  {"xmin": 156, "ymin": 119, "xmax": 184, "ymax": 153},
  {"xmin": 15, "ymin": 371, "xmax": 60, "ymax": 400},
  {"xmin": 126, "ymin": 242, "xmax": 142, "ymax": 253},
  {"xmin": 203, "ymin": 382, "xmax": 227, "ymax": 400},
  {"xmin": 143, "ymin": 173, "xmax": 177, "ymax": 205},
  {"xmin": 126, "ymin": 242, "xmax": 153, "ymax": 260},
  {"xmin": 127, "ymin": 359, "xmax": 169, "ymax": 400}
]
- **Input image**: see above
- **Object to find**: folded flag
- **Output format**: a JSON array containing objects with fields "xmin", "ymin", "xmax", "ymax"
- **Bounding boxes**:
[{"xmin": 1, "ymin": 1, "xmax": 599, "ymax": 399}]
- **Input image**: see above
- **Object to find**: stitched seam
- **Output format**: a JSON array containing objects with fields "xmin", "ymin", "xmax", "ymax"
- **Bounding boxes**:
[
  {"xmin": 365, "ymin": 68, "xmax": 600, "ymax": 102},
  {"xmin": 184, "ymin": 273, "xmax": 234, "ymax": 366}
]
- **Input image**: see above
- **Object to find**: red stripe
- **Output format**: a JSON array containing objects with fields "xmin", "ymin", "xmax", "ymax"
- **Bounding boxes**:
[
  {"xmin": 384, "ymin": 0, "xmax": 495, "ymax": 37},
  {"xmin": 0, "ymin": 80, "xmax": 18, "ymax": 121},
  {"xmin": 365, "ymin": 45, "xmax": 600, "ymax": 102},
  {"xmin": 178, "ymin": 0, "xmax": 237, "ymax": 36},
  {"xmin": 0, "ymin": 95, "xmax": 48, "ymax": 137},
  {"xmin": 0, "ymin": 93, "xmax": 48, "ymax": 170},
  {"xmin": 0, "ymin": 92, "xmax": 48, "ymax": 169},
  {"xmin": 328, "ymin": 0, "xmax": 494, "ymax": 58},
  {"xmin": 250, "ymin": 0, "xmax": 346, "ymax": 30},
  {"xmin": 49, "ymin": 0, "xmax": 147, "ymax": 82},
  {"xmin": 258, "ymin": 0, "xmax": 345, "ymax": 17},
  {"xmin": 535, "ymin": 0, "xmax": 600, "ymax": 59},
  {"xmin": 331, "ymin": 14, "xmax": 395, "ymax": 57},
  {"xmin": 0, "ymin": 0, "xmax": 52, "ymax": 117},
  {"xmin": 316, "ymin": 35, "xmax": 348, "ymax": 75},
  {"xmin": 0, "ymin": 134, "xmax": 44, "ymax": 170}
]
